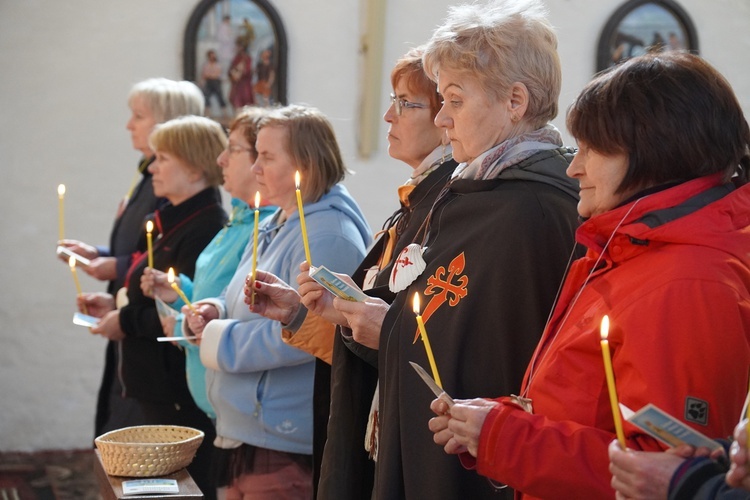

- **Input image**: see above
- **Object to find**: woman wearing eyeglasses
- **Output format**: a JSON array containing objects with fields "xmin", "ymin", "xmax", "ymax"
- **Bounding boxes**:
[{"xmin": 245, "ymin": 46, "xmax": 457, "ymax": 498}]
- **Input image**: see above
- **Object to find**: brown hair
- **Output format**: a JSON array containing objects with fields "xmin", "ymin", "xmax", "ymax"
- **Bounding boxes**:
[
  {"xmin": 391, "ymin": 46, "xmax": 442, "ymax": 118},
  {"xmin": 258, "ymin": 104, "xmax": 347, "ymax": 202},
  {"xmin": 567, "ymin": 52, "xmax": 750, "ymax": 192},
  {"xmin": 229, "ymin": 106, "xmax": 269, "ymax": 156}
]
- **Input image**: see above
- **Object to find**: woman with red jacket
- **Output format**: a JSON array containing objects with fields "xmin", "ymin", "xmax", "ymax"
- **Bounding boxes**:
[{"xmin": 428, "ymin": 52, "xmax": 750, "ymax": 499}]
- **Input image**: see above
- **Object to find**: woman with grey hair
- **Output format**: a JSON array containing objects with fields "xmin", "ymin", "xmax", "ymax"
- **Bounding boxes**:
[
  {"xmin": 56, "ymin": 78, "xmax": 205, "ymax": 438},
  {"xmin": 341, "ymin": 0, "xmax": 581, "ymax": 498}
]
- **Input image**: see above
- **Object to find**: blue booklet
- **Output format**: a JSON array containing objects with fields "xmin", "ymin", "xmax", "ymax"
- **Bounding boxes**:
[{"xmin": 621, "ymin": 403, "xmax": 722, "ymax": 450}]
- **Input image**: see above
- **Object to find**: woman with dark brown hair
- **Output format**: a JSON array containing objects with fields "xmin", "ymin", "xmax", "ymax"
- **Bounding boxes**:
[{"xmin": 428, "ymin": 51, "xmax": 750, "ymax": 499}]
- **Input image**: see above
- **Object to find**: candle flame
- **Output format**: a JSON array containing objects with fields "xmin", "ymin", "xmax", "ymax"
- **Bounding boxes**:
[
  {"xmin": 412, "ymin": 292, "xmax": 421, "ymax": 315},
  {"xmin": 295, "ymin": 171, "xmax": 301, "ymax": 189},
  {"xmin": 146, "ymin": 220, "xmax": 154, "ymax": 233},
  {"xmin": 68, "ymin": 256, "xmax": 76, "ymax": 269},
  {"xmin": 58, "ymin": 184, "xmax": 66, "ymax": 197},
  {"xmin": 600, "ymin": 315, "xmax": 610, "ymax": 340},
  {"xmin": 167, "ymin": 267, "xmax": 175, "ymax": 284},
  {"xmin": 254, "ymin": 191, "xmax": 261, "ymax": 209}
]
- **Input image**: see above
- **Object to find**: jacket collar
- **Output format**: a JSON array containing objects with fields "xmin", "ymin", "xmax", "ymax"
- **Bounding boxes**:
[{"xmin": 576, "ymin": 174, "xmax": 731, "ymax": 260}]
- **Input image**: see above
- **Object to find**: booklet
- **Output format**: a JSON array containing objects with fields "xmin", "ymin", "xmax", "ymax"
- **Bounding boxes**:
[
  {"xmin": 620, "ymin": 403, "xmax": 722, "ymax": 450},
  {"xmin": 309, "ymin": 265, "xmax": 369, "ymax": 302},
  {"xmin": 155, "ymin": 296, "xmax": 180, "ymax": 321},
  {"xmin": 121, "ymin": 478, "xmax": 179, "ymax": 495},
  {"xmin": 56, "ymin": 246, "xmax": 91, "ymax": 266},
  {"xmin": 73, "ymin": 312, "xmax": 99, "ymax": 328}
]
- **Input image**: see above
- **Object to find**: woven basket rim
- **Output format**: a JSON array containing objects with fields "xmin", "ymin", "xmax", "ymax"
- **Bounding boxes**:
[{"xmin": 95, "ymin": 424, "xmax": 205, "ymax": 446}]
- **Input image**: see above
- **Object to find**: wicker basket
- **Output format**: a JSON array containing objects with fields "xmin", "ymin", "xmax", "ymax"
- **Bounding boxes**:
[{"xmin": 95, "ymin": 425, "xmax": 204, "ymax": 477}]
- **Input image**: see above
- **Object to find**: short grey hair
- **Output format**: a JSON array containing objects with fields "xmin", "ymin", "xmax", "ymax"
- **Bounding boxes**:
[
  {"xmin": 422, "ymin": 0, "xmax": 561, "ymax": 128},
  {"xmin": 127, "ymin": 78, "xmax": 205, "ymax": 123}
]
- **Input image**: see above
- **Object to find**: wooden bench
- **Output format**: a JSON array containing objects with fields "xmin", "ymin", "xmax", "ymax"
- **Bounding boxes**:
[{"xmin": 93, "ymin": 451, "xmax": 203, "ymax": 499}]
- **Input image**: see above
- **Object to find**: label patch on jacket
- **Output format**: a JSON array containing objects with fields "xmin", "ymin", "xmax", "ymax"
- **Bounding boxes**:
[{"xmin": 684, "ymin": 397, "xmax": 708, "ymax": 426}]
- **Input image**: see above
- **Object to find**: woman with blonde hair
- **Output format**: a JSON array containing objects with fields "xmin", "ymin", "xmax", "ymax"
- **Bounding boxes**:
[
  {"xmin": 57, "ymin": 78, "xmax": 205, "ymax": 438},
  {"xmin": 79, "ymin": 115, "xmax": 228, "ymax": 499}
]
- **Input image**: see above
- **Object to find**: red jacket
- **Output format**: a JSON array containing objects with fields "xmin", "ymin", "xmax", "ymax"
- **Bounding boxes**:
[{"xmin": 476, "ymin": 175, "xmax": 750, "ymax": 499}]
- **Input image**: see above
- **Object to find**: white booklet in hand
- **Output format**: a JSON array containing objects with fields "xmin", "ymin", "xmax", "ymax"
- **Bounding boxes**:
[{"xmin": 309, "ymin": 265, "xmax": 368, "ymax": 302}]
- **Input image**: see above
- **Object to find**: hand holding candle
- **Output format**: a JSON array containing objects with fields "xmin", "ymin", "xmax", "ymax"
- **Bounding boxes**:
[
  {"xmin": 413, "ymin": 292, "xmax": 442, "ymax": 388},
  {"xmin": 600, "ymin": 315, "xmax": 627, "ymax": 449},
  {"xmin": 295, "ymin": 171, "xmax": 313, "ymax": 266},
  {"xmin": 168, "ymin": 267, "xmax": 197, "ymax": 314},
  {"xmin": 57, "ymin": 184, "xmax": 66, "ymax": 241},
  {"xmin": 250, "ymin": 191, "xmax": 261, "ymax": 307},
  {"xmin": 145, "ymin": 220, "xmax": 154, "ymax": 269}
]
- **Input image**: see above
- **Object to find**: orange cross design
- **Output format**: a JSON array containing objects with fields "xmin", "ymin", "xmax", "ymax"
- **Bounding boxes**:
[{"xmin": 413, "ymin": 252, "xmax": 469, "ymax": 343}]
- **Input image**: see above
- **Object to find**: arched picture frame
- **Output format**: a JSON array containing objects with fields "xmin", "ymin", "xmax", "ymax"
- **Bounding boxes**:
[
  {"xmin": 184, "ymin": 0, "xmax": 288, "ymax": 120},
  {"xmin": 596, "ymin": 0, "xmax": 698, "ymax": 72}
]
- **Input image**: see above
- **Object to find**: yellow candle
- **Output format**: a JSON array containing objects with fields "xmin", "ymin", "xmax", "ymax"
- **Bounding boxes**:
[
  {"xmin": 69, "ymin": 256, "xmax": 83, "ymax": 296},
  {"xmin": 294, "ymin": 171, "xmax": 313, "ymax": 266},
  {"xmin": 250, "ymin": 191, "xmax": 261, "ymax": 307},
  {"xmin": 600, "ymin": 315, "xmax": 626, "ymax": 449},
  {"xmin": 168, "ymin": 267, "xmax": 197, "ymax": 314},
  {"xmin": 413, "ymin": 293, "xmax": 442, "ymax": 388},
  {"xmin": 69, "ymin": 256, "xmax": 87, "ymax": 314},
  {"xmin": 146, "ymin": 220, "xmax": 154, "ymax": 269},
  {"xmin": 57, "ymin": 184, "xmax": 66, "ymax": 240}
]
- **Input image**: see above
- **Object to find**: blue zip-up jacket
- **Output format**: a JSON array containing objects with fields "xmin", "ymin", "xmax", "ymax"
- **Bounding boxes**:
[{"xmin": 199, "ymin": 184, "xmax": 372, "ymax": 454}]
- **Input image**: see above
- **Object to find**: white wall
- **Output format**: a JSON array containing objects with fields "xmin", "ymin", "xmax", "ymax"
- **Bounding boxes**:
[{"xmin": 0, "ymin": 0, "xmax": 748, "ymax": 451}]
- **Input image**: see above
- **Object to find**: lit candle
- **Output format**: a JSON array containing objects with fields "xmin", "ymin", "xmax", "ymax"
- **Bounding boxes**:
[
  {"xmin": 600, "ymin": 315, "xmax": 627, "ymax": 448},
  {"xmin": 145, "ymin": 220, "xmax": 154, "ymax": 269},
  {"xmin": 413, "ymin": 293, "xmax": 442, "ymax": 388},
  {"xmin": 69, "ymin": 256, "xmax": 87, "ymax": 314},
  {"xmin": 168, "ymin": 267, "xmax": 197, "ymax": 314},
  {"xmin": 294, "ymin": 171, "xmax": 313, "ymax": 266},
  {"xmin": 250, "ymin": 191, "xmax": 261, "ymax": 307},
  {"xmin": 57, "ymin": 184, "xmax": 66, "ymax": 240}
]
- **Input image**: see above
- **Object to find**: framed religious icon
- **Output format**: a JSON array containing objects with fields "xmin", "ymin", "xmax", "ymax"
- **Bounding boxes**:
[
  {"xmin": 596, "ymin": 0, "xmax": 698, "ymax": 72},
  {"xmin": 184, "ymin": 0, "xmax": 288, "ymax": 119}
]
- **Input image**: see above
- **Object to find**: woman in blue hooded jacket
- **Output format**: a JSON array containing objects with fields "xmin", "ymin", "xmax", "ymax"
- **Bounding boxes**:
[{"xmin": 186, "ymin": 104, "xmax": 371, "ymax": 499}]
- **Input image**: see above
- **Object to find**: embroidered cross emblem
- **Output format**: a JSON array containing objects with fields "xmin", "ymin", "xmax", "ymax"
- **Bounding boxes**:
[
  {"xmin": 413, "ymin": 252, "xmax": 469, "ymax": 342},
  {"xmin": 391, "ymin": 250, "xmax": 414, "ymax": 287}
]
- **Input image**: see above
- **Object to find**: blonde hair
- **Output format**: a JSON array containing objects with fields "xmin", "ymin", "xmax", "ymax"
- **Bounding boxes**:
[
  {"xmin": 422, "ymin": 0, "xmax": 561, "ymax": 128},
  {"xmin": 149, "ymin": 115, "xmax": 226, "ymax": 186},
  {"xmin": 258, "ymin": 105, "xmax": 347, "ymax": 202},
  {"xmin": 128, "ymin": 78, "xmax": 205, "ymax": 123}
]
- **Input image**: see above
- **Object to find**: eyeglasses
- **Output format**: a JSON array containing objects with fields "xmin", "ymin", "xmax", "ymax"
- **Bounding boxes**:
[
  {"xmin": 226, "ymin": 144, "xmax": 254, "ymax": 156},
  {"xmin": 390, "ymin": 92, "xmax": 428, "ymax": 116}
]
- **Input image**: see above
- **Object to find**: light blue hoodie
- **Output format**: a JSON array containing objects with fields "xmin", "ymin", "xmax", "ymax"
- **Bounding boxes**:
[{"xmin": 199, "ymin": 184, "xmax": 371, "ymax": 453}]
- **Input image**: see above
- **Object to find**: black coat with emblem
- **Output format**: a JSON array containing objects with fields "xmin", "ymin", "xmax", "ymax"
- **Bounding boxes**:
[{"xmin": 375, "ymin": 148, "xmax": 581, "ymax": 500}]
